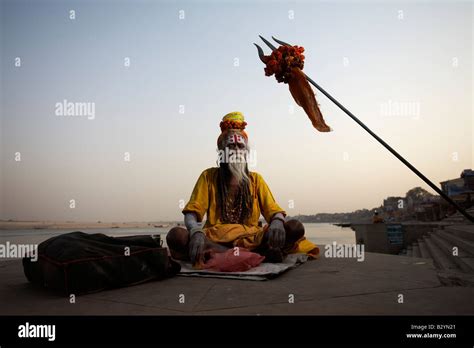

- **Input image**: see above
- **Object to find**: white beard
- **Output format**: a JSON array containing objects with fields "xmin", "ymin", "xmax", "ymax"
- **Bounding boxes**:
[
  {"xmin": 218, "ymin": 134, "xmax": 250, "ymax": 184},
  {"xmin": 228, "ymin": 160, "xmax": 249, "ymax": 184}
]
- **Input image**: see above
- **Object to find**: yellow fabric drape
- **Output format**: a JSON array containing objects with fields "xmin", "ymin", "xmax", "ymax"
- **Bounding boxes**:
[{"xmin": 182, "ymin": 167, "xmax": 319, "ymax": 258}]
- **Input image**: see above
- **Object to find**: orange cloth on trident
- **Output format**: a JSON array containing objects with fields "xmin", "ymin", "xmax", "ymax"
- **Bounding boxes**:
[{"xmin": 182, "ymin": 167, "xmax": 320, "ymax": 258}]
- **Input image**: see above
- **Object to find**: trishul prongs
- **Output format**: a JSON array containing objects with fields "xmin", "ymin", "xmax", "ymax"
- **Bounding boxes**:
[{"xmin": 254, "ymin": 35, "xmax": 291, "ymax": 63}]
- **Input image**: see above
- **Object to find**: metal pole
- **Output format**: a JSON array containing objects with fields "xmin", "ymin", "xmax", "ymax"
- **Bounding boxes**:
[{"xmin": 303, "ymin": 73, "xmax": 474, "ymax": 223}]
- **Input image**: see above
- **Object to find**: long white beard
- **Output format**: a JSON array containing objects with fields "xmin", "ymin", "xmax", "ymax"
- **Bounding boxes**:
[{"xmin": 228, "ymin": 160, "xmax": 249, "ymax": 184}]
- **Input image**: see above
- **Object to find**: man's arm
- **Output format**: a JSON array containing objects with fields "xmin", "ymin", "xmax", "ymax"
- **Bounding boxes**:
[
  {"xmin": 182, "ymin": 169, "xmax": 210, "ymax": 265},
  {"xmin": 184, "ymin": 212, "xmax": 204, "ymax": 237},
  {"xmin": 182, "ymin": 169, "xmax": 210, "ymax": 222},
  {"xmin": 184, "ymin": 212, "xmax": 206, "ymax": 265},
  {"xmin": 255, "ymin": 173, "xmax": 287, "ymax": 248},
  {"xmin": 255, "ymin": 173, "xmax": 287, "ymax": 223}
]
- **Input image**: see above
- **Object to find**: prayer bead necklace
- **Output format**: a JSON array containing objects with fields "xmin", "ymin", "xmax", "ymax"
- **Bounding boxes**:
[{"xmin": 224, "ymin": 188, "xmax": 243, "ymax": 223}]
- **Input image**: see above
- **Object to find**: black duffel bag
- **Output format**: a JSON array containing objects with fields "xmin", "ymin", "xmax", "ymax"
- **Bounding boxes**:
[{"xmin": 22, "ymin": 231, "xmax": 180, "ymax": 295}]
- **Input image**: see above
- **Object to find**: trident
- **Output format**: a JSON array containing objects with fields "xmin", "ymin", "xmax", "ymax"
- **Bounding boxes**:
[{"xmin": 255, "ymin": 35, "xmax": 474, "ymax": 223}]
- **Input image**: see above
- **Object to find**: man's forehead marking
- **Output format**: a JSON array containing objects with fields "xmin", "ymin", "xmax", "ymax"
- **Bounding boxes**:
[{"xmin": 227, "ymin": 134, "xmax": 244, "ymax": 144}]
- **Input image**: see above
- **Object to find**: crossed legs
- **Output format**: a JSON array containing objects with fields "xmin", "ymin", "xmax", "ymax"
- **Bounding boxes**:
[{"xmin": 166, "ymin": 219, "xmax": 305, "ymax": 262}]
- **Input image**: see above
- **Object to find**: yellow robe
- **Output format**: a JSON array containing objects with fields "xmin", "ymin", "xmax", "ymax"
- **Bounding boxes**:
[{"xmin": 182, "ymin": 167, "xmax": 319, "ymax": 258}]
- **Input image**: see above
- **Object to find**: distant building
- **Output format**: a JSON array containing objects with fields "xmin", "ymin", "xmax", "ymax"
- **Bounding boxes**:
[
  {"xmin": 383, "ymin": 196, "xmax": 405, "ymax": 220},
  {"xmin": 383, "ymin": 196, "xmax": 405, "ymax": 210},
  {"xmin": 440, "ymin": 169, "xmax": 474, "ymax": 214},
  {"xmin": 461, "ymin": 169, "xmax": 474, "ymax": 190},
  {"xmin": 440, "ymin": 169, "xmax": 474, "ymax": 207},
  {"xmin": 415, "ymin": 196, "xmax": 442, "ymax": 221}
]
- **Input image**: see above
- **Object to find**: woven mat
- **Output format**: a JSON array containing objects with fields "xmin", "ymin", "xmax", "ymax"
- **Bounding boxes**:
[{"xmin": 177, "ymin": 253, "xmax": 308, "ymax": 281}]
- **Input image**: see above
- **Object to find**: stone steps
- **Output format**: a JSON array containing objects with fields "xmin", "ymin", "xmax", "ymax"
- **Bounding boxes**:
[
  {"xmin": 417, "ymin": 239, "xmax": 431, "ymax": 259},
  {"xmin": 442, "ymin": 207, "xmax": 474, "ymax": 224},
  {"xmin": 397, "ymin": 215, "xmax": 474, "ymax": 285},
  {"xmin": 445, "ymin": 225, "xmax": 474, "ymax": 242},
  {"xmin": 400, "ymin": 224, "xmax": 474, "ymax": 285},
  {"xmin": 430, "ymin": 232, "xmax": 474, "ymax": 273},
  {"xmin": 423, "ymin": 236, "xmax": 460, "ymax": 272},
  {"xmin": 436, "ymin": 229, "xmax": 474, "ymax": 255},
  {"xmin": 412, "ymin": 243, "xmax": 421, "ymax": 258}
]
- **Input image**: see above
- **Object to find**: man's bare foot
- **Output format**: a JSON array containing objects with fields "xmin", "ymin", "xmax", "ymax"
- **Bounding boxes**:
[{"xmin": 202, "ymin": 240, "xmax": 229, "ymax": 261}]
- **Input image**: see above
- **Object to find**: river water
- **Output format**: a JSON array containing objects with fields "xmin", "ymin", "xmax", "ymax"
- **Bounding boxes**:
[{"xmin": 0, "ymin": 222, "xmax": 355, "ymax": 255}]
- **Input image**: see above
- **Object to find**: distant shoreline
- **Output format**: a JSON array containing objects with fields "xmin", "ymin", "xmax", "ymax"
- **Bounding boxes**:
[
  {"xmin": 0, "ymin": 221, "xmax": 179, "ymax": 230},
  {"xmin": 0, "ymin": 220, "xmax": 348, "ymax": 231}
]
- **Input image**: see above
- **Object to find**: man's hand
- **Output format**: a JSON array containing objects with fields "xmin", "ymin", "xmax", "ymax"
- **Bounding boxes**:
[
  {"xmin": 189, "ymin": 231, "xmax": 206, "ymax": 265},
  {"xmin": 267, "ymin": 219, "xmax": 286, "ymax": 248}
]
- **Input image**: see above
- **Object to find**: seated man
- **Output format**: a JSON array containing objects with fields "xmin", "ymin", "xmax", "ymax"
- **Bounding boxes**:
[
  {"xmin": 372, "ymin": 210, "xmax": 384, "ymax": 224},
  {"xmin": 166, "ymin": 112, "xmax": 319, "ymax": 266}
]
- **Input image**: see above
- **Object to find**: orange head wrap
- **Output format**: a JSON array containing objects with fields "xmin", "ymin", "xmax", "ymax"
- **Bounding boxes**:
[{"xmin": 217, "ymin": 112, "xmax": 248, "ymax": 147}]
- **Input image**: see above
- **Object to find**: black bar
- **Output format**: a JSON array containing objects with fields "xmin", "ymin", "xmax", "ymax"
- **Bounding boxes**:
[{"xmin": 0, "ymin": 315, "xmax": 473, "ymax": 345}]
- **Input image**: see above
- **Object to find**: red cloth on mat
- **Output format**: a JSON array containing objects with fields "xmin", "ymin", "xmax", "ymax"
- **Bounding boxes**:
[{"xmin": 203, "ymin": 247, "xmax": 265, "ymax": 272}]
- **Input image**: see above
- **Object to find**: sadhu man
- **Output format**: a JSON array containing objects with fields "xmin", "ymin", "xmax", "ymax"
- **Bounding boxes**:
[{"xmin": 166, "ymin": 112, "xmax": 319, "ymax": 266}]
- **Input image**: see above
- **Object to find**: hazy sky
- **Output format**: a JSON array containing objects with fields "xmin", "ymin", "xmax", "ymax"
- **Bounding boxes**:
[{"xmin": 0, "ymin": 0, "xmax": 472, "ymax": 222}]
